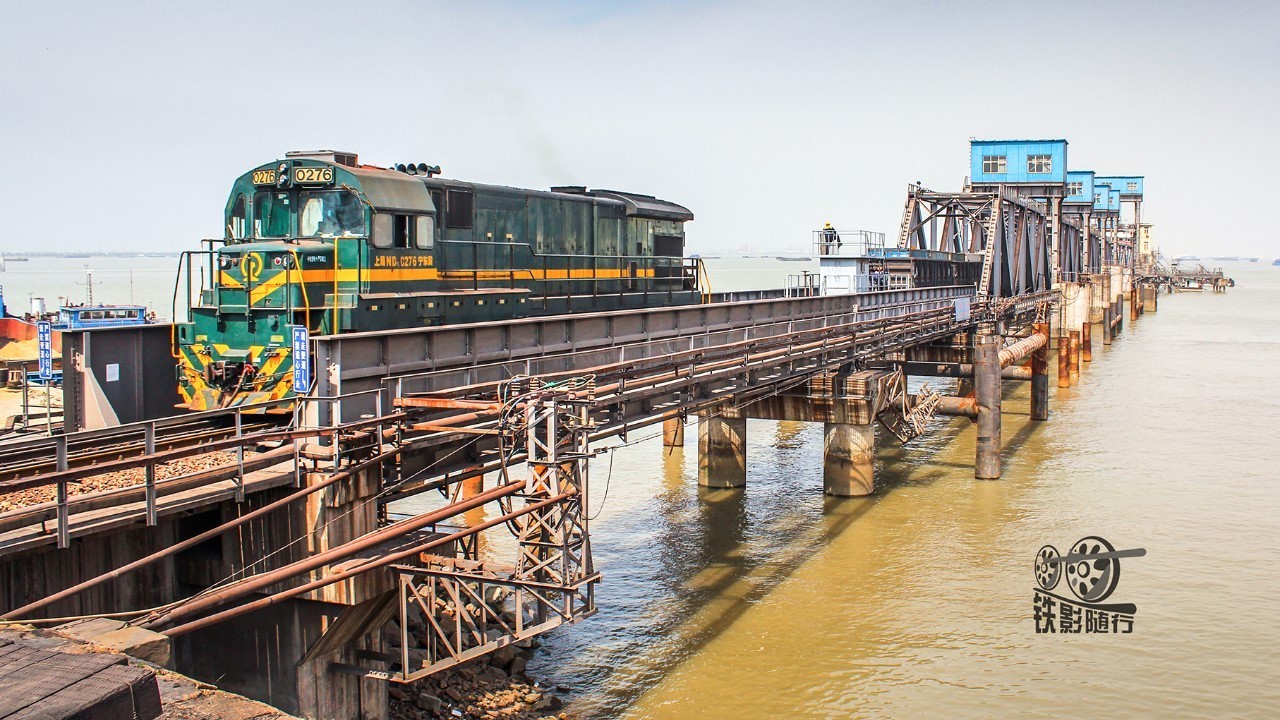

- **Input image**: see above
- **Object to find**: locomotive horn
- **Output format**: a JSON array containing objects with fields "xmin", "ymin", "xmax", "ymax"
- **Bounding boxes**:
[
  {"xmin": 416, "ymin": 163, "xmax": 430, "ymax": 175},
  {"xmin": 426, "ymin": 164, "xmax": 442, "ymax": 177},
  {"xmin": 404, "ymin": 163, "xmax": 417, "ymax": 175}
]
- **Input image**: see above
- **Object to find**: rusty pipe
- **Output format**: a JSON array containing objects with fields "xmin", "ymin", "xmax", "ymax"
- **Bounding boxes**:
[
  {"xmin": 142, "ymin": 477, "xmax": 528, "ymax": 630},
  {"xmin": 936, "ymin": 396, "xmax": 978, "ymax": 418},
  {"xmin": 997, "ymin": 332, "xmax": 1047, "ymax": 369},
  {"xmin": 162, "ymin": 490, "xmax": 574, "ymax": 638}
]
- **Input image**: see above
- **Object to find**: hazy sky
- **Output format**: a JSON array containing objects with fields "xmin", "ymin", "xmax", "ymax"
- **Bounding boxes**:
[{"xmin": 2, "ymin": 1, "xmax": 1276, "ymax": 256}]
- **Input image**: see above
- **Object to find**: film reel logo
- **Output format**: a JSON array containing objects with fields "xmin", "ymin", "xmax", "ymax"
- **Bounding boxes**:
[{"xmin": 1033, "ymin": 536, "xmax": 1145, "ymax": 634}]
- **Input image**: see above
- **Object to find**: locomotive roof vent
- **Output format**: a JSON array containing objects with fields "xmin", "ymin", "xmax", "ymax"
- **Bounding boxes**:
[
  {"xmin": 285, "ymin": 149, "xmax": 359, "ymax": 167},
  {"xmin": 551, "ymin": 185, "xmax": 588, "ymax": 194},
  {"xmin": 396, "ymin": 163, "xmax": 441, "ymax": 177}
]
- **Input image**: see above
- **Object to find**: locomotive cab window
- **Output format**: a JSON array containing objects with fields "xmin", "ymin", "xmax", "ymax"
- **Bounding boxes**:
[
  {"xmin": 392, "ymin": 215, "xmax": 411, "ymax": 249},
  {"xmin": 372, "ymin": 213, "xmax": 390, "ymax": 248},
  {"xmin": 253, "ymin": 190, "xmax": 292, "ymax": 238},
  {"xmin": 416, "ymin": 215, "xmax": 435, "ymax": 249},
  {"xmin": 299, "ymin": 189, "xmax": 365, "ymax": 238},
  {"xmin": 228, "ymin": 194, "xmax": 247, "ymax": 240}
]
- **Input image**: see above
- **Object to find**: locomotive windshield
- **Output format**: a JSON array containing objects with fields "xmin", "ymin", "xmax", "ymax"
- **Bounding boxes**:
[
  {"xmin": 299, "ymin": 189, "xmax": 365, "ymax": 237},
  {"xmin": 254, "ymin": 190, "xmax": 293, "ymax": 238}
]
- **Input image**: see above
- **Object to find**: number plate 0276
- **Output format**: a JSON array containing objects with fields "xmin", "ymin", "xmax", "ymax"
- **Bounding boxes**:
[{"xmin": 292, "ymin": 166, "xmax": 334, "ymax": 185}]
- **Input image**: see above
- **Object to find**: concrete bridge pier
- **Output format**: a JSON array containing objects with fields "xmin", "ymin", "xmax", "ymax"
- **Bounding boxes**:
[
  {"xmin": 1088, "ymin": 273, "xmax": 1107, "ymax": 324},
  {"xmin": 974, "ymin": 334, "xmax": 1002, "ymax": 479},
  {"xmin": 697, "ymin": 414, "xmax": 747, "ymax": 488},
  {"xmin": 1142, "ymin": 285, "xmax": 1159, "ymax": 312},
  {"xmin": 823, "ymin": 423, "xmax": 875, "ymax": 496}
]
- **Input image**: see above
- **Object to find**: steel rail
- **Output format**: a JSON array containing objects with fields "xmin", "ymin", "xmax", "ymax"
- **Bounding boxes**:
[
  {"xmin": 0, "ymin": 420, "xmax": 278, "ymax": 482},
  {"xmin": 0, "ymin": 411, "xmax": 410, "ymax": 494}
]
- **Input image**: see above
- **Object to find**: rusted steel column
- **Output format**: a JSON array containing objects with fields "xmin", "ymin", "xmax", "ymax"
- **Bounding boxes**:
[
  {"xmin": 1130, "ymin": 287, "xmax": 1139, "ymax": 321},
  {"xmin": 823, "ymin": 423, "xmax": 875, "ymax": 496},
  {"xmin": 1030, "ymin": 322, "xmax": 1049, "ymax": 421},
  {"xmin": 662, "ymin": 417, "xmax": 685, "ymax": 448},
  {"xmin": 697, "ymin": 415, "xmax": 746, "ymax": 488},
  {"xmin": 974, "ymin": 335, "xmax": 1001, "ymax": 480},
  {"xmin": 1057, "ymin": 332, "xmax": 1070, "ymax": 388},
  {"xmin": 1081, "ymin": 321, "xmax": 1092, "ymax": 362},
  {"xmin": 1068, "ymin": 330, "xmax": 1081, "ymax": 381},
  {"xmin": 1150, "ymin": 285, "xmax": 1159, "ymax": 312},
  {"xmin": 1103, "ymin": 301, "xmax": 1113, "ymax": 345},
  {"xmin": 461, "ymin": 474, "xmax": 485, "ymax": 528}
]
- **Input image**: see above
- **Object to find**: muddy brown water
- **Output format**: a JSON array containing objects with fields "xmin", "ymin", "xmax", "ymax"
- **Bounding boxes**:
[{"xmin": 401, "ymin": 260, "xmax": 1279, "ymax": 718}]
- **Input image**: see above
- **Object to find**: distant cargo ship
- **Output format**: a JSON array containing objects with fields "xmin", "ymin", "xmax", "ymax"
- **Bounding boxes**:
[{"xmin": 777, "ymin": 256, "xmax": 813, "ymax": 262}]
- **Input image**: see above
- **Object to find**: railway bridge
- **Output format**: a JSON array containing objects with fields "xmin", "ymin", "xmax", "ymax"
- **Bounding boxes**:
[{"xmin": 0, "ymin": 147, "xmax": 1169, "ymax": 719}]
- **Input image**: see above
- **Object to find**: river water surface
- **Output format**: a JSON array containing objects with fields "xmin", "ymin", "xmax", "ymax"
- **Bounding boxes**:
[{"xmin": 444, "ymin": 260, "xmax": 1278, "ymax": 719}]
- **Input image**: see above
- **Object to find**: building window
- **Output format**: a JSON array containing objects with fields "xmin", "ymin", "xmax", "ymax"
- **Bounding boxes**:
[
  {"xmin": 1027, "ymin": 155, "xmax": 1052, "ymax": 174},
  {"xmin": 1066, "ymin": 181, "xmax": 1083, "ymax": 197},
  {"xmin": 1126, "ymin": 181, "xmax": 1138, "ymax": 191},
  {"xmin": 982, "ymin": 155, "xmax": 1007, "ymax": 174}
]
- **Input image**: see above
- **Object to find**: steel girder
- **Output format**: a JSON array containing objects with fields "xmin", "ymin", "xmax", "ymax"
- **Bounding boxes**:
[{"xmin": 898, "ymin": 185, "xmax": 1053, "ymax": 299}]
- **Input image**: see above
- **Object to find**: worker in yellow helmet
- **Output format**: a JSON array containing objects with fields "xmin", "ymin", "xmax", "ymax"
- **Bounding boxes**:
[{"xmin": 821, "ymin": 222, "xmax": 840, "ymax": 252}]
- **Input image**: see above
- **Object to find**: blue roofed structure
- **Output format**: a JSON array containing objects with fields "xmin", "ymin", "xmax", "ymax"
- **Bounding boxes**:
[
  {"xmin": 1065, "ymin": 171, "xmax": 1094, "ymax": 205},
  {"xmin": 1095, "ymin": 175, "xmax": 1143, "ymax": 198},
  {"xmin": 969, "ymin": 139, "xmax": 1069, "ymax": 195},
  {"xmin": 1092, "ymin": 183, "xmax": 1112, "ymax": 212}
]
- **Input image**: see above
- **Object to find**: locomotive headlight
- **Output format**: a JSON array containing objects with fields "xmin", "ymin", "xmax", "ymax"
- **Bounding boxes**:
[
  {"xmin": 218, "ymin": 256, "xmax": 232, "ymax": 269},
  {"xmin": 276, "ymin": 162, "xmax": 289, "ymax": 187}
]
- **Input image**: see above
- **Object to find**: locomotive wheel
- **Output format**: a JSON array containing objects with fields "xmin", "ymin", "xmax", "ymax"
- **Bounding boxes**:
[
  {"xmin": 1066, "ymin": 535, "xmax": 1121, "ymax": 602},
  {"xmin": 1035, "ymin": 545, "xmax": 1061, "ymax": 591}
]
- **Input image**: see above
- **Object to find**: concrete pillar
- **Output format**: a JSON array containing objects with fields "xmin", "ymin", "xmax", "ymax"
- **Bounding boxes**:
[
  {"xmin": 822, "ymin": 423, "xmax": 875, "ymax": 496},
  {"xmin": 662, "ymin": 417, "xmax": 685, "ymax": 448},
  {"xmin": 974, "ymin": 335, "xmax": 1001, "ymax": 480},
  {"xmin": 1081, "ymin": 321, "xmax": 1092, "ymax": 362},
  {"xmin": 1068, "ymin": 330, "xmax": 1080, "ymax": 381},
  {"xmin": 697, "ymin": 415, "xmax": 746, "ymax": 488},
  {"xmin": 1030, "ymin": 322, "xmax": 1049, "ymax": 421}
]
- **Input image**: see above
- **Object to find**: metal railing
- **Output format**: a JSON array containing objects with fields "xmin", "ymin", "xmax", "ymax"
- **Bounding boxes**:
[
  {"xmin": 0, "ymin": 389, "xmax": 394, "ymax": 550},
  {"xmin": 813, "ymin": 229, "xmax": 886, "ymax": 257}
]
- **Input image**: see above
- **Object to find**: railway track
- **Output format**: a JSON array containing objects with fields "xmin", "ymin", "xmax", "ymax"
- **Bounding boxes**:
[{"xmin": 0, "ymin": 416, "xmax": 282, "ymax": 483}]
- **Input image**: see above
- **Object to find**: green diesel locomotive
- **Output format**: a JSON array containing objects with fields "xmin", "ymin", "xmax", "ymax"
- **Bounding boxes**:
[{"xmin": 174, "ymin": 150, "xmax": 707, "ymax": 411}]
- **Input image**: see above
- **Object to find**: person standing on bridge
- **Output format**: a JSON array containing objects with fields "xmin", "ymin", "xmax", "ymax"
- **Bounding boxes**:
[{"xmin": 821, "ymin": 222, "xmax": 841, "ymax": 254}]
